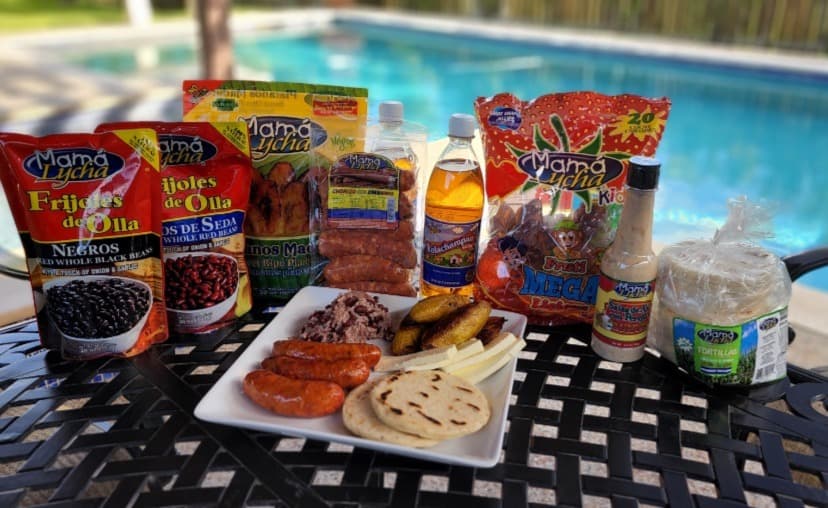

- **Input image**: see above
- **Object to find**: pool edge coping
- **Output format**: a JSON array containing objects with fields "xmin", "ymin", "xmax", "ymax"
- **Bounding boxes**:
[
  {"xmin": 336, "ymin": 8, "xmax": 828, "ymax": 80},
  {"xmin": 2, "ymin": 7, "xmax": 826, "ymax": 75}
]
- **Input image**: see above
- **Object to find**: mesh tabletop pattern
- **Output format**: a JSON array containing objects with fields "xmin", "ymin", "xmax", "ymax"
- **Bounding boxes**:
[{"xmin": 0, "ymin": 316, "xmax": 826, "ymax": 507}]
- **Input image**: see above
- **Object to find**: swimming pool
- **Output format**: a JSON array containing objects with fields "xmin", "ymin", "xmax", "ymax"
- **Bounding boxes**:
[{"xmin": 60, "ymin": 17, "xmax": 828, "ymax": 291}]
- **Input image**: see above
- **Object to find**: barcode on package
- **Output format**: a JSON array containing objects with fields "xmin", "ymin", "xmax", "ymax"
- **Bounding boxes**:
[{"xmin": 755, "ymin": 365, "xmax": 776, "ymax": 380}]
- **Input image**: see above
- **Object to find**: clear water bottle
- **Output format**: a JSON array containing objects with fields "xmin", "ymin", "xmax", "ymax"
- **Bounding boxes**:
[
  {"xmin": 369, "ymin": 101, "xmax": 419, "ymax": 173},
  {"xmin": 367, "ymin": 100, "xmax": 428, "ymax": 279},
  {"xmin": 421, "ymin": 113, "xmax": 484, "ymax": 297}
]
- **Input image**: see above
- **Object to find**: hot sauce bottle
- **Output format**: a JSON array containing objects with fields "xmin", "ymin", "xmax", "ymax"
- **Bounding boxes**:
[
  {"xmin": 421, "ymin": 114, "xmax": 484, "ymax": 297},
  {"xmin": 591, "ymin": 156, "xmax": 660, "ymax": 362}
]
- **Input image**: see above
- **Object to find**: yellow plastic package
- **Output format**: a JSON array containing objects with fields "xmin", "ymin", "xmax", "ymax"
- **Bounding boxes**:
[{"xmin": 183, "ymin": 80, "xmax": 368, "ymax": 304}]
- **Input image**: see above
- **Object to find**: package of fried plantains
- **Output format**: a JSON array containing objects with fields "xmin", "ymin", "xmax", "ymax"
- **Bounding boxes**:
[{"xmin": 183, "ymin": 80, "xmax": 368, "ymax": 305}]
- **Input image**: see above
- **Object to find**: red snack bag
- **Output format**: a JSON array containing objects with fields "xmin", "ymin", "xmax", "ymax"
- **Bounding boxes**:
[
  {"xmin": 474, "ymin": 92, "xmax": 671, "ymax": 325},
  {"xmin": 0, "ymin": 130, "xmax": 168, "ymax": 359},
  {"xmin": 96, "ymin": 121, "xmax": 254, "ymax": 334}
]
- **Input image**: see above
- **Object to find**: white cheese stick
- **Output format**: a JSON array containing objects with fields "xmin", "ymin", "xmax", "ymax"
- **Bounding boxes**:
[
  {"xmin": 403, "ymin": 339, "xmax": 484, "ymax": 371},
  {"xmin": 374, "ymin": 344, "xmax": 457, "ymax": 372},
  {"xmin": 441, "ymin": 332, "xmax": 519, "ymax": 374},
  {"xmin": 444, "ymin": 336, "xmax": 526, "ymax": 384}
]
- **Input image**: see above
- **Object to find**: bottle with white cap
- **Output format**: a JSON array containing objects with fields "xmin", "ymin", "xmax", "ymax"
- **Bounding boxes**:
[
  {"xmin": 369, "ymin": 101, "xmax": 419, "ymax": 173},
  {"xmin": 365, "ymin": 101, "xmax": 428, "ymax": 291},
  {"xmin": 421, "ymin": 113, "xmax": 484, "ymax": 297}
]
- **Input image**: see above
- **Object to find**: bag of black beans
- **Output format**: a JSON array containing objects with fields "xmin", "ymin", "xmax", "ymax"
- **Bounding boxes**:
[{"xmin": 0, "ymin": 130, "xmax": 169, "ymax": 359}]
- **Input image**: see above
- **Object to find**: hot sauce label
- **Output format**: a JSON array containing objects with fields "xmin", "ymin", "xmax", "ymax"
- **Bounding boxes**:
[
  {"xmin": 591, "ymin": 274, "xmax": 654, "ymax": 348},
  {"xmin": 0, "ymin": 130, "xmax": 168, "ymax": 360},
  {"xmin": 96, "ymin": 121, "xmax": 254, "ymax": 334}
]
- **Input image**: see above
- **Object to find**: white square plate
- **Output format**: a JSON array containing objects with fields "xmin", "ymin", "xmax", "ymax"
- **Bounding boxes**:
[{"xmin": 194, "ymin": 286, "xmax": 528, "ymax": 468}]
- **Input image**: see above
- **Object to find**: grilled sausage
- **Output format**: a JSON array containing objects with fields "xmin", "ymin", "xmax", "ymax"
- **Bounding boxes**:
[
  {"xmin": 243, "ymin": 369, "xmax": 344, "ymax": 417},
  {"xmin": 318, "ymin": 233, "xmax": 417, "ymax": 268},
  {"xmin": 399, "ymin": 169, "xmax": 416, "ymax": 191},
  {"xmin": 399, "ymin": 193, "xmax": 414, "ymax": 219},
  {"xmin": 261, "ymin": 356, "xmax": 371, "ymax": 389},
  {"xmin": 272, "ymin": 339, "xmax": 382, "ymax": 368}
]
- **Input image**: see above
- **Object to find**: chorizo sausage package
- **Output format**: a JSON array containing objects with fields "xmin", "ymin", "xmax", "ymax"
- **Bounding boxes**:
[
  {"xmin": 182, "ymin": 80, "xmax": 368, "ymax": 304},
  {"xmin": 474, "ymin": 92, "xmax": 670, "ymax": 325},
  {"xmin": 312, "ymin": 130, "xmax": 419, "ymax": 297},
  {"xmin": 96, "ymin": 121, "xmax": 253, "ymax": 334},
  {"xmin": 0, "ymin": 130, "xmax": 168, "ymax": 359}
]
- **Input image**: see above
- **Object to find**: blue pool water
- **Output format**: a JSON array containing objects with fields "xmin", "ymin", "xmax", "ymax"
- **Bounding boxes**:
[{"xmin": 74, "ymin": 19, "xmax": 828, "ymax": 290}]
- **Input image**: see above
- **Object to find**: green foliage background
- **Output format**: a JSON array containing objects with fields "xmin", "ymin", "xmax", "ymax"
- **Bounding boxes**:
[{"xmin": 0, "ymin": 0, "xmax": 183, "ymax": 32}]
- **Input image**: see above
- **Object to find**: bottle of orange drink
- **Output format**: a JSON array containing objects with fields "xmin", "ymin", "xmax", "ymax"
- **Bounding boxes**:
[{"xmin": 421, "ymin": 113, "xmax": 484, "ymax": 297}]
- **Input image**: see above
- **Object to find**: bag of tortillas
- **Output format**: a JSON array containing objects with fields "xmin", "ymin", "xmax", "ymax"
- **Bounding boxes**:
[{"xmin": 648, "ymin": 197, "xmax": 791, "ymax": 386}]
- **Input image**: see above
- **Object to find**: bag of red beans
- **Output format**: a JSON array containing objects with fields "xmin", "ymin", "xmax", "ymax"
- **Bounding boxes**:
[
  {"xmin": 97, "ymin": 121, "xmax": 254, "ymax": 334},
  {"xmin": 0, "ymin": 129, "xmax": 169, "ymax": 359}
]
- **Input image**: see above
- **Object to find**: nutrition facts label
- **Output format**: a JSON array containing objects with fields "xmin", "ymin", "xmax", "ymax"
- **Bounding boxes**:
[{"xmin": 753, "ymin": 309, "xmax": 788, "ymax": 384}]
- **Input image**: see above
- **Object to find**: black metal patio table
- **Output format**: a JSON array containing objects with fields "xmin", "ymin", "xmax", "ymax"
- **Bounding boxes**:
[{"xmin": 0, "ymin": 308, "xmax": 826, "ymax": 508}]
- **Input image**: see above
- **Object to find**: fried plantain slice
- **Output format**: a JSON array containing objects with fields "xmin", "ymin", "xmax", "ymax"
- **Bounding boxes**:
[
  {"xmin": 420, "ymin": 301, "xmax": 492, "ymax": 350},
  {"xmin": 391, "ymin": 316, "xmax": 425, "ymax": 355},
  {"xmin": 408, "ymin": 294, "xmax": 471, "ymax": 324},
  {"xmin": 477, "ymin": 316, "xmax": 507, "ymax": 346}
]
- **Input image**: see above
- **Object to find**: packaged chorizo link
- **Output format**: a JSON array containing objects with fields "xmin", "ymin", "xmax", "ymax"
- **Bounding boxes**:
[
  {"xmin": 95, "ymin": 121, "xmax": 253, "ymax": 334},
  {"xmin": 0, "ymin": 130, "xmax": 168, "ymax": 359},
  {"xmin": 474, "ymin": 92, "xmax": 670, "ymax": 326},
  {"xmin": 182, "ymin": 80, "xmax": 368, "ymax": 304},
  {"xmin": 312, "ymin": 128, "xmax": 420, "ymax": 297}
]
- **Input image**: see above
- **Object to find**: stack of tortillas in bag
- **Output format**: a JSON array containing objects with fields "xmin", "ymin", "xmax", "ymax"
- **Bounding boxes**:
[
  {"xmin": 342, "ymin": 370, "xmax": 491, "ymax": 447},
  {"xmin": 648, "ymin": 239, "xmax": 791, "ymax": 364}
]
